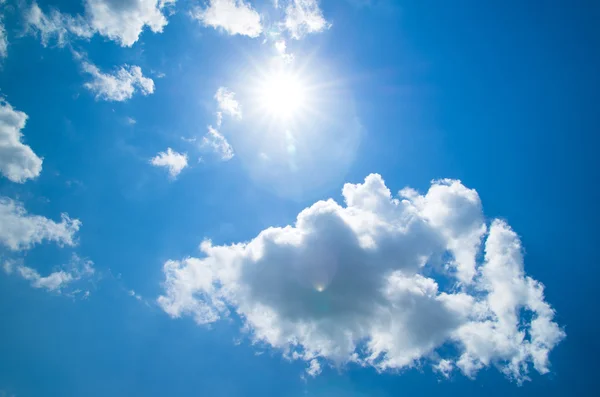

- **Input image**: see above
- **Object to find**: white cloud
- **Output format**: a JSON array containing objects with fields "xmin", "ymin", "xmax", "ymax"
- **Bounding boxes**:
[
  {"xmin": 192, "ymin": 0, "xmax": 262, "ymax": 38},
  {"xmin": 82, "ymin": 60, "xmax": 155, "ymax": 102},
  {"xmin": 283, "ymin": 0, "xmax": 330, "ymax": 39},
  {"xmin": 0, "ymin": 197, "xmax": 81, "ymax": 251},
  {"xmin": 0, "ymin": 20, "xmax": 7, "ymax": 59},
  {"xmin": 85, "ymin": 0, "xmax": 175, "ymax": 46},
  {"xmin": 150, "ymin": 148, "xmax": 188, "ymax": 178},
  {"xmin": 275, "ymin": 39, "xmax": 286, "ymax": 54},
  {"xmin": 157, "ymin": 174, "xmax": 564, "ymax": 382},
  {"xmin": 3, "ymin": 254, "xmax": 94, "ymax": 292},
  {"xmin": 24, "ymin": 1, "xmax": 175, "ymax": 48},
  {"xmin": 433, "ymin": 359, "xmax": 453, "ymax": 378},
  {"xmin": 202, "ymin": 126, "xmax": 234, "ymax": 160},
  {"xmin": 0, "ymin": 100, "xmax": 43, "ymax": 183},
  {"xmin": 306, "ymin": 358, "xmax": 321, "ymax": 377},
  {"xmin": 215, "ymin": 87, "xmax": 242, "ymax": 121},
  {"xmin": 128, "ymin": 289, "xmax": 143, "ymax": 300},
  {"xmin": 24, "ymin": 2, "xmax": 94, "ymax": 47}
]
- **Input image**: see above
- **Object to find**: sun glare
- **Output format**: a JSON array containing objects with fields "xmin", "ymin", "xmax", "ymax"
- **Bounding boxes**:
[{"xmin": 258, "ymin": 72, "xmax": 307, "ymax": 119}]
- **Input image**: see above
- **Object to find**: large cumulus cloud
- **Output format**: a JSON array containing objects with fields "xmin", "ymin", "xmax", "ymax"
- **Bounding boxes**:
[{"xmin": 157, "ymin": 174, "xmax": 564, "ymax": 382}]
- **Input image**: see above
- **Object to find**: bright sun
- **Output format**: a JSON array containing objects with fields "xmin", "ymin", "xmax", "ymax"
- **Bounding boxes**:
[{"xmin": 258, "ymin": 72, "xmax": 307, "ymax": 119}]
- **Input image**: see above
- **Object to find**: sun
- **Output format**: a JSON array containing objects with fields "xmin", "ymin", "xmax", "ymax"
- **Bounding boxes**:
[{"xmin": 257, "ymin": 71, "xmax": 307, "ymax": 119}]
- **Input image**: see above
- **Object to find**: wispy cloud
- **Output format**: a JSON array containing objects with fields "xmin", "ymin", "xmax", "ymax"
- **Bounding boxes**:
[{"xmin": 0, "ymin": 197, "xmax": 80, "ymax": 251}]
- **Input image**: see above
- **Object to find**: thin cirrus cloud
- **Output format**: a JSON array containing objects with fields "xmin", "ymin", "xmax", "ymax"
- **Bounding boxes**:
[
  {"xmin": 3, "ymin": 254, "xmax": 95, "ymax": 293},
  {"xmin": 150, "ymin": 148, "xmax": 188, "ymax": 178},
  {"xmin": 0, "ymin": 197, "xmax": 81, "ymax": 252},
  {"xmin": 81, "ymin": 60, "xmax": 155, "ymax": 102},
  {"xmin": 192, "ymin": 0, "xmax": 263, "ymax": 38},
  {"xmin": 0, "ymin": 100, "xmax": 43, "ymax": 184},
  {"xmin": 202, "ymin": 126, "xmax": 234, "ymax": 161},
  {"xmin": 24, "ymin": 0, "xmax": 176, "ymax": 48},
  {"xmin": 24, "ymin": 2, "xmax": 94, "ymax": 47},
  {"xmin": 198, "ymin": 87, "xmax": 238, "ymax": 160},
  {"xmin": 157, "ymin": 174, "xmax": 564, "ymax": 382}
]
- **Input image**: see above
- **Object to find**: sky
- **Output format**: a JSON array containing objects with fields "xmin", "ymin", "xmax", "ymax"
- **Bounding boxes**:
[{"xmin": 0, "ymin": 0, "xmax": 598, "ymax": 396}]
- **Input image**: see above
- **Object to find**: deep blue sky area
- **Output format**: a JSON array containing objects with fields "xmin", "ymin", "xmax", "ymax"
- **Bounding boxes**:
[{"xmin": 0, "ymin": 1, "xmax": 599, "ymax": 396}]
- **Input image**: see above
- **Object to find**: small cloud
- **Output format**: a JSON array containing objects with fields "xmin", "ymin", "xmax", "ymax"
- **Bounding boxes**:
[
  {"xmin": 191, "ymin": 0, "xmax": 263, "ymax": 38},
  {"xmin": 4, "ymin": 254, "xmax": 94, "ymax": 294},
  {"xmin": 181, "ymin": 136, "xmax": 197, "ymax": 143},
  {"xmin": 433, "ymin": 359, "xmax": 453, "ymax": 379},
  {"xmin": 202, "ymin": 126, "xmax": 234, "ymax": 161},
  {"xmin": 125, "ymin": 117, "xmax": 136, "ymax": 125},
  {"xmin": 0, "ymin": 20, "xmax": 8, "ymax": 59},
  {"xmin": 80, "ymin": 57, "xmax": 154, "ymax": 102},
  {"xmin": 274, "ymin": 39, "xmax": 294, "ymax": 62},
  {"xmin": 0, "ymin": 197, "xmax": 80, "ymax": 251},
  {"xmin": 0, "ymin": 99, "xmax": 43, "ymax": 183},
  {"xmin": 150, "ymin": 148, "xmax": 188, "ymax": 178},
  {"xmin": 215, "ymin": 87, "xmax": 242, "ymax": 119},
  {"xmin": 283, "ymin": 0, "xmax": 331, "ymax": 39},
  {"xmin": 306, "ymin": 359, "xmax": 321, "ymax": 377},
  {"xmin": 275, "ymin": 39, "xmax": 286, "ymax": 54},
  {"xmin": 128, "ymin": 289, "xmax": 142, "ymax": 301}
]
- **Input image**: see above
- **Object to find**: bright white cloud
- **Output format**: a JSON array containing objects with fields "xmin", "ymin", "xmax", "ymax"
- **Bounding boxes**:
[
  {"xmin": 283, "ymin": 0, "xmax": 330, "ymax": 39},
  {"xmin": 24, "ymin": 1, "xmax": 174, "ymax": 48},
  {"xmin": 82, "ymin": 61, "xmax": 155, "ymax": 102},
  {"xmin": 275, "ymin": 39, "xmax": 286, "ymax": 54},
  {"xmin": 215, "ymin": 87, "xmax": 242, "ymax": 120},
  {"xmin": 202, "ymin": 126, "xmax": 234, "ymax": 160},
  {"xmin": 150, "ymin": 148, "xmax": 188, "ymax": 178},
  {"xmin": 3, "ymin": 254, "xmax": 94, "ymax": 292},
  {"xmin": 0, "ymin": 100, "xmax": 43, "ymax": 183},
  {"xmin": 157, "ymin": 174, "xmax": 564, "ymax": 382},
  {"xmin": 85, "ymin": 0, "xmax": 175, "ymax": 46},
  {"xmin": 192, "ymin": 0, "xmax": 262, "ymax": 37},
  {"xmin": 0, "ymin": 198, "xmax": 81, "ymax": 251}
]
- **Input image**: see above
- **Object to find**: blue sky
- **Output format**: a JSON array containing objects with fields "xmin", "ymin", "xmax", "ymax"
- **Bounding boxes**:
[{"xmin": 0, "ymin": 0, "xmax": 598, "ymax": 396}]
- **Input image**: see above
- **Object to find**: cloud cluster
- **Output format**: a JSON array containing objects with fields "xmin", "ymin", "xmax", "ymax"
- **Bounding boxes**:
[
  {"xmin": 25, "ymin": 0, "xmax": 175, "ymax": 47},
  {"xmin": 191, "ymin": 0, "xmax": 330, "ymax": 40},
  {"xmin": 150, "ymin": 147, "xmax": 188, "ymax": 178},
  {"xmin": 3, "ymin": 254, "xmax": 94, "ymax": 293},
  {"xmin": 192, "ymin": 0, "xmax": 262, "ymax": 38},
  {"xmin": 157, "ymin": 174, "xmax": 564, "ymax": 382},
  {"xmin": 0, "ymin": 100, "xmax": 43, "ymax": 183},
  {"xmin": 0, "ymin": 197, "xmax": 81, "ymax": 251},
  {"xmin": 81, "ymin": 61, "xmax": 155, "ymax": 102}
]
